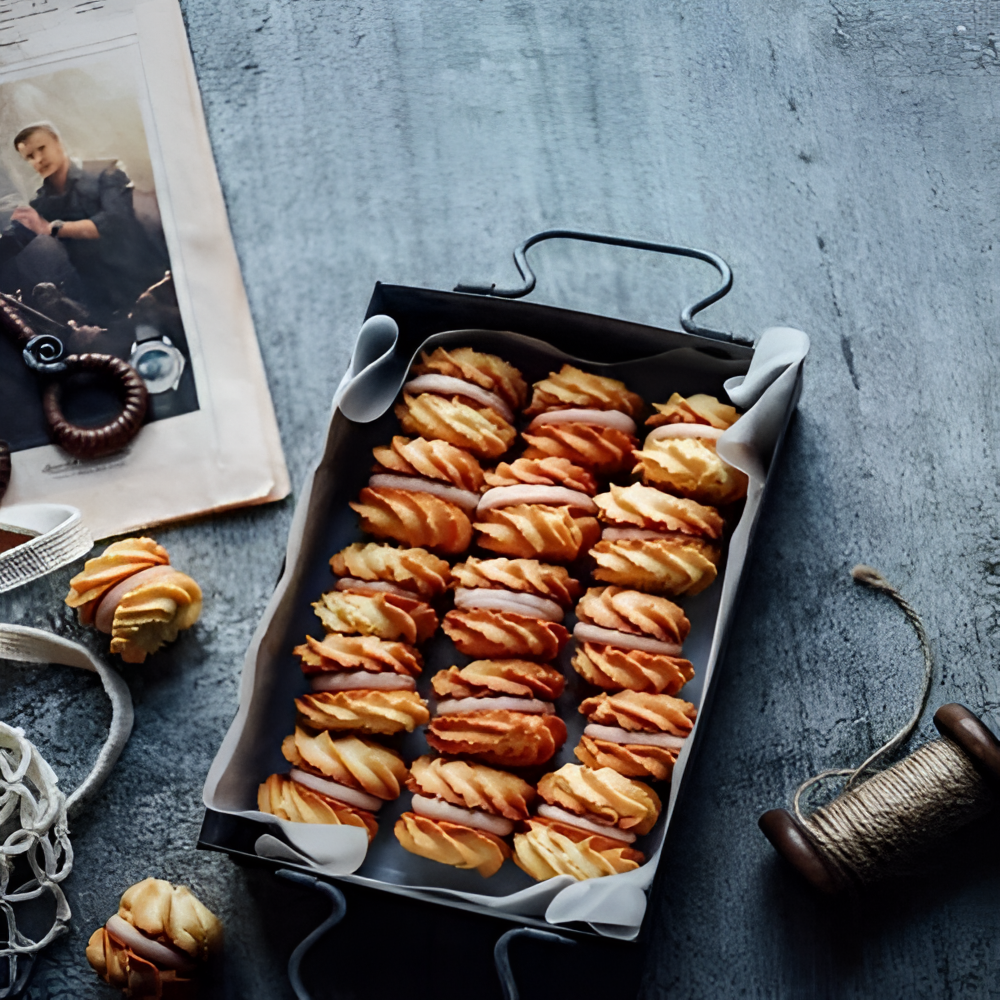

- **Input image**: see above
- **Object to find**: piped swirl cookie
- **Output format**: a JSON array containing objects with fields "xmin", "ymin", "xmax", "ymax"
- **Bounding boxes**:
[
  {"xmin": 633, "ymin": 392, "xmax": 747, "ymax": 505},
  {"xmin": 432, "ymin": 659, "xmax": 566, "ymax": 702},
  {"xmin": 257, "ymin": 773, "xmax": 379, "ymax": 839},
  {"xmin": 296, "ymin": 688, "xmax": 430, "ymax": 736},
  {"xmin": 427, "ymin": 660, "xmax": 567, "ymax": 767},
  {"xmin": 312, "ymin": 589, "xmax": 439, "ymax": 645},
  {"xmin": 65, "ymin": 537, "xmax": 202, "ymax": 663},
  {"xmin": 520, "ymin": 364, "xmax": 642, "ymax": 475},
  {"xmin": 394, "ymin": 756, "xmax": 534, "ymax": 877},
  {"xmin": 535, "ymin": 763, "xmax": 661, "ymax": 840},
  {"xmin": 329, "ymin": 544, "xmax": 451, "ymax": 601},
  {"xmin": 441, "ymin": 608, "xmax": 569, "ymax": 661},
  {"xmin": 474, "ymin": 503, "xmax": 600, "ymax": 562},
  {"xmin": 575, "ymin": 691, "xmax": 697, "ymax": 781},
  {"xmin": 295, "ymin": 634, "xmax": 422, "ymax": 694},
  {"xmin": 395, "ymin": 393, "xmax": 517, "ymax": 460},
  {"xmin": 350, "ymin": 487, "xmax": 472, "ymax": 556},
  {"xmin": 513, "ymin": 817, "xmax": 643, "ymax": 881},
  {"xmin": 484, "ymin": 456, "xmax": 598, "ymax": 497},
  {"xmin": 86, "ymin": 877, "xmax": 222, "ymax": 999},
  {"xmin": 409, "ymin": 346, "xmax": 528, "ymax": 412},
  {"xmin": 591, "ymin": 483, "xmax": 723, "ymax": 596},
  {"xmin": 257, "ymin": 727, "xmax": 407, "ymax": 839},
  {"xmin": 571, "ymin": 587, "xmax": 694, "ymax": 694}
]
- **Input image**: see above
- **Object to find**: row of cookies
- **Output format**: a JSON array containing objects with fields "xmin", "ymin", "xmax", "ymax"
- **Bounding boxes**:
[
  {"xmin": 497, "ymin": 367, "xmax": 673, "ymax": 878},
  {"xmin": 512, "ymin": 385, "xmax": 750, "ymax": 875},
  {"xmin": 257, "ymin": 348, "xmax": 531, "ymax": 845}
]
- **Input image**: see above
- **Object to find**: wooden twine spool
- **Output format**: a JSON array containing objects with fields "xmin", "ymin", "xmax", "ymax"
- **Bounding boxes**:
[
  {"xmin": 759, "ymin": 564, "xmax": 1000, "ymax": 893},
  {"xmin": 760, "ymin": 704, "xmax": 1000, "ymax": 893}
]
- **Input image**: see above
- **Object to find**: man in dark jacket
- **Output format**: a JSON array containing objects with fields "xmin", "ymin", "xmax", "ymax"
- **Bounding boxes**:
[{"xmin": 0, "ymin": 122, "xmax": 169, "ymax": 320}]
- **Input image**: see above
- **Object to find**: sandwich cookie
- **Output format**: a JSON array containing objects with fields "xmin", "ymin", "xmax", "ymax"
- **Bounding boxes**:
[
  {"xmin": 427, "ymin": 661, "xmax": 568, "ymax": 768},
  {"xmin": 632, "ymin": 392, "xmax": 747, "ymax": 506},
  {"xmin": 571, "ymin": 586, "xmax": 695, "ymax": 694},
  {"xmin": 258, "ymin": 726, "xmax": 408, "ymax": 840},
  {"xmin": 86, "ymin": 877, "xmax": 222, "ymax": 998},
  {"xmin": 351, "ymin": 437, "xmax": 486, "ymax": 555},
  {"xmin": 590, "ymin": 483, "xmax": 723, "ymax": 596},
  {"xmin": 394, "ymin": 755, "xmax": 535, "ymax": 877},
  {"xmin": 65, "ymin": 536, "xmax": 202, "ymax": 663},
  {"xmin": 575, "ymin": 690, "xmax": 698, "ymax": 782},
  {"xmin": 520, "ymin": 364, "xmax": 643, "ymax": 475},
  {"xmin": 394, "ymin": 347, "xmax": 526, "ymax": 460}
]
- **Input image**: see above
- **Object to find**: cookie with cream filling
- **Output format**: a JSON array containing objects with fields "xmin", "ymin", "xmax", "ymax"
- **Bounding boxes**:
[
  {"xmin": 85, "ymin": 877, "xmax": 222, "ymax": 998},
  {"xmin": 329, "ymin": 542, "xmax": 451, "ymax": 600},
  {"xmin": 575, "ymin": 691, "xmax": 697, "ymax": 781},
  {"xmin": 571, "ymin": 586, "xmax": 695, "ymax": 694},
  {"xmin": 513, "ymin": 816, "xmax": 643, "ymax": 881},
  {"xmin": 394, "ymin": 756, "xmax": 534, "ymax": 877}
]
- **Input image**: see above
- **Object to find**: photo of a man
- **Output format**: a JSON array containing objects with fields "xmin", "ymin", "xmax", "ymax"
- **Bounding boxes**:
[
  {"xmin": 0, "ymin": 55, "xmax": 200, "ymax": 453},
  {"xmin": 1, "ymin": 122, "xmax": 169, "ymax": 321}
]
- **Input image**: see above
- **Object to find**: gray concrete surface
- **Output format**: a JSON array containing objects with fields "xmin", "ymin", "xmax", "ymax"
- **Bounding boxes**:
[{"xmin": 2, "ymin": 1, "xmax": 999, "ymax": 997}]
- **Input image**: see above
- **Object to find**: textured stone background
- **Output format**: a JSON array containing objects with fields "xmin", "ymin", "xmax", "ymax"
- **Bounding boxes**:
[{"xmin": 3, "ymin": 1, "xmax": 999, "ymax": 997}]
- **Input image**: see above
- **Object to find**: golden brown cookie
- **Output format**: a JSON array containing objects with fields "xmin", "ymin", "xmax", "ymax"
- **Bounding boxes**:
[
  {"xmin": 537, "ymin": 763, "xmax": 661, "ymax": 834},
  {"xmin": 523, "ymin": 364, "xmax": 643, "ymax": 418},
  {"xmin": 86, "ymin": 877, "xmax": 222, "ymax": 998},
  {"xmin": 646, "ymin": 392, "xmax": 739, "ymax": 429},
  {"xmin": 407, "ymin": 755, "xmax": 534, "ymax": 820},
  {"xmin": 595, "ymin": 483, "xmax": 723, "ymax": 538},
  {"xmin": 441, "ymin": 608, "xmax": 569, "ymax": 660},
  {"xmin": 296, "ymin": 689, "xmax": 430, "ymax": 735},
  {"xmin": 575, "ymin": 586, "xmax": 689, "ymax": 644},
  {"xmin": 451, "ymin": 557, "xmax": 581, "ymax": 606},
  {"xmin": 294, "ymin": 633, "xmax": 422, "ymax": 677},
  {"xmin": 474, "ymin": 504, "xmax": 600, "ymax": 562},
  {"xmin": 257, "ymin": 773, "xmax": 378, "ymax": 838},
  {"xmin": 484, "ymin": 456, "xmax": 598, "ymax": 496},
  {"xmin": 590, "ymin": 537, "xmax": 718, "ymax": 595},
  {"xmin": 394, "ymin": 812, "xmax": 511, "ymax": 877},
  {"xmin": 395, "ymin": 393, "xmax": 516, "ymax": 459},
  {"xmin": 572, "ymin": 642, "xmax": 694, "ymax": 695},
  {"xmin": 410, "ymin": 346, "xmax": 528, "ymax": 410},
  {"xmin": 281, "ymin": 727, "xmax": 407, "ymax": 800},
  {"xmin": 431, "ymin": 659, "xmax": 566, "ymax": 701},
  {"xmin": 521, "ymin": 423, "xmax": 638, "ymax": 475},
  {"xmin": 513, "ymin": 817, "xmax": 644, "ymax": 881},
  {"xmin": 574, "ymin": 736, "xmax": 680, "ymax": 782},
  {"xmin": 329, "ymin": 542, "xmax": 451, "ymax": 599},
  {"xmin": 632, "ymin": 435, "xmax": 748, "ymax": 506},
  {"xmin": 107, "ymin": 569, "xmax": 202, "ymax": 664},
  {"xmin": 372, "ymin": 436, "xmax": 486, "ymax": 492},
  {"xmin": 579, "ymin": 690, "xmax": 697, "ymax": 736},
  {"xmin": 311, "ymin": 589, "xmax": 439, "ymax": 644},
  {"xmin": 350, "ymin": 486, "xmax": 473, "ymax": 554},
  {"xmin": 66, "ymin": 537, "xmax": 170, "ymax": 623},
  {"xmin": 427, "ymin": 710, "xmax": 567, "ymax": 768}
]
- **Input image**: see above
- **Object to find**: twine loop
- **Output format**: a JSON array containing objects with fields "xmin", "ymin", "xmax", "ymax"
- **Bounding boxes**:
[{"xmin": 790, "ymin": 565, "xmax": 993, "ymax": 889}]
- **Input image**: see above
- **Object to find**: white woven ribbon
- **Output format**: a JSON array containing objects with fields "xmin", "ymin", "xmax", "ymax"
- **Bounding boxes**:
[
  {"xmin": 0, "ymin": 625, "xmax": 133, "ymax": 994},
  {"xmin": 0, "ymin": 505, "xmax": 93, "ymax": 596}
]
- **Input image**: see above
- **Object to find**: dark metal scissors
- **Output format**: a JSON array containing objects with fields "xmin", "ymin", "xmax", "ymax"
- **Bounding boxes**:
[{"xmin": 0, "ymin": 292, "xmax": 147, "ymax": 462}]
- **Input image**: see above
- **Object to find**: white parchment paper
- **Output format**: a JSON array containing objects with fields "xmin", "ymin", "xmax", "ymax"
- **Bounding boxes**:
[{"xmin": 204, "ymin": 323, "xmax": 809, "ymax": 939}]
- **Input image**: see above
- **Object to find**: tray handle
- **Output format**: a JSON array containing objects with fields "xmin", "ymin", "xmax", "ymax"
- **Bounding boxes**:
[{"xmin": 455, "ymin": 228, "xmax": 739, "ymax": 344}]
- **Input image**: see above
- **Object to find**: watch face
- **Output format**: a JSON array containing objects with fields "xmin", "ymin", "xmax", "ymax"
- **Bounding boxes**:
[{"xmin": 130, "ymin": 340, "xmax": 185, "ymax": 393}]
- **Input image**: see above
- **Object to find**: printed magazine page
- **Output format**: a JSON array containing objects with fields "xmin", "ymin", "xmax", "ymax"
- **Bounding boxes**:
[{"xmin": 0, "ymin": 0, "xmax": 288, "ymax": 539}]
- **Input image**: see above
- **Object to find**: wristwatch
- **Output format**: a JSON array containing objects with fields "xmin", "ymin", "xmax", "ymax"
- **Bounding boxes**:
[
  {"xmin": 50, "ymin": 220, "xmax": 65, "ymax": 238},
  {"xmin": 129, "ymin": 323, "xmax": 186, "ymax": 394}
]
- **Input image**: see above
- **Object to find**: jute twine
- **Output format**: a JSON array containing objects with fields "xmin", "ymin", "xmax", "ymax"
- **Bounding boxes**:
[{"xmin": 791, "ymin": 566, "xmax": 994, "ymax": 889}]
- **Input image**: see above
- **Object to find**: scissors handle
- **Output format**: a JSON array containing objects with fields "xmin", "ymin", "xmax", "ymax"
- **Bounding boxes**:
[{"xmin": 42, "ymin": 354, "xmax": 148, "ymax": 459}]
